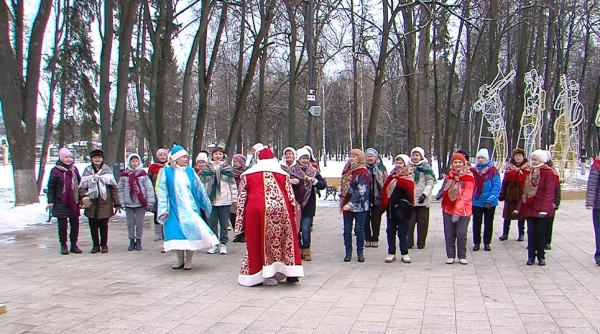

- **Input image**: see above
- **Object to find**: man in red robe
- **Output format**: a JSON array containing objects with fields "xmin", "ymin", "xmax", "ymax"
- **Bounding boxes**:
[{"xmin": 235, "ymin": 148, "xmax": 304, "ymax": 286}]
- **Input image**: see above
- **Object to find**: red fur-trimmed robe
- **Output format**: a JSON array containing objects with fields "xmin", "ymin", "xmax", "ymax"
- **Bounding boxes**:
[{"xmin": 235, "ymin": 158, "xmax": 304, "ymax": 286}]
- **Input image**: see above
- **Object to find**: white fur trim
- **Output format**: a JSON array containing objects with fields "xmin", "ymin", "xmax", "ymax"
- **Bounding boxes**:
[
  {"xmin": 238, "ymin": 262, "xmax": 305, "ymax": 287},
  {"xmin": 171, "ymin": 149, "xmax": 189, "ymax": 162},
  {"xmin": 164, "ymin": 237, "xmax": 218, "ymax": 252},
  {"xmin": 242, "ymin": 158, "xmax": 289, "ymax": 176}
]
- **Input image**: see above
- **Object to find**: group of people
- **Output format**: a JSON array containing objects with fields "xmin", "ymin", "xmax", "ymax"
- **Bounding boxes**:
[{"xmin": 45, "ymin": 142, "xmax": 600, "ymax": 288}]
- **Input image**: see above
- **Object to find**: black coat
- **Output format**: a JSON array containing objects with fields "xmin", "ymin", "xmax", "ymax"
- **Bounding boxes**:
[
  {"xmin": 294, "ymin": 174, "xmax": 327, "ymax": 218},
  {"xmin": 386, "ymin": 183, "xmax": 413, "ymax": 220},
  {"xmin": 47, "ymin": 162, "xmax": 82, "ymax": 218}
]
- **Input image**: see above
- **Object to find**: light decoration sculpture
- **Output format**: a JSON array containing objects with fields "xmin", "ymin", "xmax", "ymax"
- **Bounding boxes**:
[
  {"xmin": 474, "ymin": 66, "xmax": 516, "ymax": 172},
  {"xmin": 518, "ymin": 69, "xmax": 545, "ymax": 159},
  {"xmin": 595, "ymin": 103, "xmax": 600, "ymax": 127},
  {"xmin": 549, "ymin": 75, "xmax": 583, "ymax": 181}
]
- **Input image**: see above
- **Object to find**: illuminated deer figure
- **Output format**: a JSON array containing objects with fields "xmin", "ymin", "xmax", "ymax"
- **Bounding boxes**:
[
  {"xmin": 518, "ymin": 70, "xmax": 545, "ymax": 158},
  {"xmin": 474, "ymin": 66, "xmax": 516, "ymax": 172},
  {"xmin": 549, "ymin": 75, "xmax": 583, "ymax": 180}
]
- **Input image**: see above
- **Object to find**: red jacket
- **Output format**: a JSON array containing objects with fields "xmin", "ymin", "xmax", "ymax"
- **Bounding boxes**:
[{"xmin": 517, "ymin": 166, "xmax": 560, "ymax": 218}]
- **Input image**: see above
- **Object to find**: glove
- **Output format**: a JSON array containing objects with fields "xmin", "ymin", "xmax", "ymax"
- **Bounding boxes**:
[
  {"xmin": 418, "ymin": 194, "xmax": 426, "ymax": 204},
  {"xmin": 512, "ymin": 210, "xmax": 519, "ymax": 216},
  {"xmin": 435, "ymin": 193, "xmax": 442, "ymax": 201},
  {"xmin": 451, "ymin": 214, "xmax": 459, "ymax": 223},
  {"xmin": 539, "ymin": 211, "xmax": 548, "ymax": 218},
  {"xmin": 485, "ymin": 203, "xmax": 492, "ymax": 209}
]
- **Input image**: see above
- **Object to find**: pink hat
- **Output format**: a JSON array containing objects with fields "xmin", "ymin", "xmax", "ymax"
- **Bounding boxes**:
[{"xmin": 59, "ymin": 148, "xmax": 72, "ymax": 162}]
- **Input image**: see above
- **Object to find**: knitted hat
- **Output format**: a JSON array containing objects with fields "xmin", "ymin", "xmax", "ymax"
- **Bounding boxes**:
[
  {"xmin": 156, "ymin": 148, "xmax": 168, "ymax": 157},
  {"xmin": 365, "ymin": 148, "xmax": 379, "ymax": 158},
  {"xmin": 252, "ymin": 143, "xmax": 264, "ymax": 152},
  {"xmin": 476, "ymin": 148, "xmax": 490, "ymax": 161},
  {"xmin": 296, "ymin": 148, "xmax": 311, "ymax": 160},
  {"xmin": 512, "ymin": 148, "xmax": 525, "ymax": 157},
  {"xmin": 257, "ymin": 147, "xmax": 275, "ymax": 160},
  {"xmin": 456, "ymin": 149, "xmax": 469, "ymax": 162},
  {"xmin": 59, "ymin": 147, "xmax": 72, "ymax": 162},
  {"xmin": 170, "ymin": 145, "xmax": 188, "ymax": 162},
  {"xmin": 196, "ymin": 152, "xmax": 208, "ymax": 163},
  {"xmin": 395, "ymin": 154, "xmax": 411, "ymax": 166},
  {"xmin": 451, "ymin": 152, "xmax": 467, "ymax": 165},
  {"xmin": 349, "ymin": 148, "xmax": 365, "ymax": 164},
  {"xmin": 411, "ymin": 147, "xmax": 425, "ymax": 159},
  {"xmin": 90, "ymin": 149, "xmax": 104, "ymax": 158},
  {"xmin": 532, "ymin": 149, "xmax": 548, "ymax": 164},
  {"xmin": 233, "ymin": 153, "xmax": 246, "ymax": 166}
]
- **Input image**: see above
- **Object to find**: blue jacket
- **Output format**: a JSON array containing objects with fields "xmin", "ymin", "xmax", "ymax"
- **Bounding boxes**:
[{"xmin": 472, "ymin": 161, "xmax": 501, "ymax": 208}]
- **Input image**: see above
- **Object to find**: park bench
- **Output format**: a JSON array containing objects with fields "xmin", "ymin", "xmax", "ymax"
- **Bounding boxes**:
[{"xmin": 323, "ymin": 177, "xmax": 341, "ymax": 201}]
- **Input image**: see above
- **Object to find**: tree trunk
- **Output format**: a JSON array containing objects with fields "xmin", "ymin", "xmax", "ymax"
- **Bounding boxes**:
[
  {"xmin": 254, "ymin": 37, "xmax": 269, "ymax": 143},
  {"xmin": 0, "ymin": 0, "xmax": 53, "ymax": 205},
  {"xmin": 416, "ymin": 3, "xmax": 432, "ymax": 149},
  {"xmin": 99, "ymin": 0, "xmax": 114, "ymax": 152},
  {"xmin": 180, "ymin": 15, "xmax": 204, "ymax": 150},
  {"xmin": 401, "ymin": 2, "xmax": 417, "ymax": 147},
  {"xmin": 225, "ymin": 0, "xmax": 278, "ymax": 157},
  {"xmin": 284, "ymin": 0, "xmax": 298, "ymax": 147},
  {"xmin": 510, "ymin": 2, "xmax": 530, "ymax": 150}
]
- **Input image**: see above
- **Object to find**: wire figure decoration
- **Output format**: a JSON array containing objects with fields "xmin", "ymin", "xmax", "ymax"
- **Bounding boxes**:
[
  {"xmin": 517, "ymin": 69, "xmax": 545, "ymax": 159},
  {"xmin": 474, "ymin": 65, "xmax": 516, "ymax": 172},
  {"xmin": 595, "ymin": 103, "xmax": 600, "ymax": 127},
  {"xmin": 549, "ymin": 75, "xmax": 583, "ymax": 181}
]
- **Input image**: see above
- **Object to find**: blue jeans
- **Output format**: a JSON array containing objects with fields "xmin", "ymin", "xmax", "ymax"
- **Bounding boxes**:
[
  {"xmin": 343, "ymin": 211, "xmax": 367, "ymax": 256},
  {"xmin": 593, "ymin": 209, "xmax": 600, "ymax": 264},
  {"xmin": 300, "ymin": 216, "xmax": 313, "ymax": 249}
]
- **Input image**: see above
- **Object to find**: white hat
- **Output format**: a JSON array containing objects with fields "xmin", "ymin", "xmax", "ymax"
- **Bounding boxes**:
[
  {"xmin": 296, "ymin": 148, "xmax": 311, "ymax": 161},
  {"xmin": 476, "ymin": 148, "xmax": 490, "ymax": 161},
  {"xmin": 303, "ymin": 145, "xmax": 317, "ymax": 161},
  {"xmin": 411, "ymin": 147, "xmax": 425, "ymax": 158},
  {"xmin": 196, "ymin": 152, "xmax": 208, "ymax": 163},
  {"xmin": 395, "ymin": 154, "xmax": 411, "ymax": 166},
  {"xmin": 170, "ymin": 145, "xmax": 188, "ymax": 162},
  {"xmin": 282, "ymin": 147, "xmax": 296, "ymax": 159},
  {"xmin": 531, "ymin": 149, "xmax": 549, "ymax": 164}
]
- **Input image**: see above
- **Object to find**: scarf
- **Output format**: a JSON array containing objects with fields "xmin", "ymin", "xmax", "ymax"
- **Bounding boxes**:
[
  {"xmin": 522, "ymin": 165, "xmax": 556, "ymax": 203},
  {"xmin": 54, "ymin": 161, "xmax": 79, "ymax": 214},
  {"xmin": 340, "ymin": 160, "xmax": 366, "ymax": 198},
  {"xmin": 385, "ymin": 165, "xmax": 414, "ymax": 199},
  {"xmin": 120, "ymin": 168, "xmax": 149, "ymax": 208},
  {"xmin": 413, "ymin": 158, "xmax": 436, "ymax": 183},
  {"xmin": 442, "ymin": 166, "xmax": 474, "ymax": 208},
  {"xmin": 289, "ymin": 162, "xmax": 318, "ymax": 209},
  {"xmin": 367, "ymin": 162, "xmax": 386, "ymax": 195},
  {"xmin": 80, "ymin": 163, "xmax": 117, "ymax": 200},
  {"xmin": 233, "ymin": 163, "xmax": 246, "ymax": 186},
  {"xmin": 473, "ymin": 161, "xmax": 499, "ymax": 199},
  {"xmin": 504, "ymin": 159, "xmax": 530, "ymax": 187},
  {"xmin": 201, "ymin": 160, "xmax": 235, "ymax": 201}
]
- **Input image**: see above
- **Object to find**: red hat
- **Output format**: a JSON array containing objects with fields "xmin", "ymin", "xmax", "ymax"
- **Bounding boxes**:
[
  {"xmin": 451, "ymin": 152, "xmax": 467, "ymax": 165},
  {"xmin": 257, "ymin": 148, "xmax": 275, "ymax": 160}
]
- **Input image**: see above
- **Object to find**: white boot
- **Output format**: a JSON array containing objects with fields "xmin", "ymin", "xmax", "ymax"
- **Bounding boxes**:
[
  {"xmin": 184, "ymin": 251, "xmax": 194, "ymax": 270},
  {"xmin": 172, "ymin": 250, "xmax": 184, "ymax": 269}
]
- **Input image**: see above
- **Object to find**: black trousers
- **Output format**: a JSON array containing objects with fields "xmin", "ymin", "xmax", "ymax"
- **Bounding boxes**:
[
  {"xmin": 527, "ymin": 217, "xmax": 549, "ymax": 260},
  {"xmin": 472, "ymin": 206, "xmax": 496, "ymax": 245},
  {"xmin": 57, "ymin": 217, "xmax": 79, "ymax": 245},
  {"xmin": 89, "ymin": 218, "xmax": 109, "ymax": 247},
  {"xmin": 546, "ymin": 216, "xmax": 555, "ymax": 245},
  {"xmin": 386, "ymin": 217, "xmax": 409, "ymax": 255},
  {"xmin": 365, "ymin": 205, "xmax": 383, "ymax": 242},
  {"xmin": 408, "ymin": 206, "xmax": 430, "ymax": 248}
]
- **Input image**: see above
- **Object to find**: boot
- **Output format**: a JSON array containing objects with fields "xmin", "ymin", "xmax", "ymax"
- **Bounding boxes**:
[
  {"xmin": 128, "ymin": 238, "xmax": 136, "ymax": 251},
  {"xmin": 70, "ymin": 243, "xmax": 82, "ymax": 254},
  {"xmin": 135, "ymin": 239, "xmax": 142, "ymax": 251},
  {"xmin": 518, "ymin": 220, "xmax": 525, "ymax": 241},
  {"xmin": 302, "ymin": 248, "xmax": 312, "ymax": 261},
  {"xmin": 499, "ymin": 220, "xmax": 509, "ymax": 241},
  {"xmin": 184, "ymin": 251, "xmax": 194, "ymax": 270},
  {"xmin": 60, "ymin": 243, "xmax": 69, "ymax": 255},
  {"xmin": 172, "ymin": 250, "xmax": 185, "ymax": 269},
  {"xmin": 91, "ymin": 246, "xmax": 100, "ymax": 254}
]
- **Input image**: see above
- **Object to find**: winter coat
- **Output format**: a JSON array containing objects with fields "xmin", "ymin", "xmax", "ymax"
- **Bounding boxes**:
[
  {"xmin": 586, "ymin": 159, "xmax": 600, "ymax": 208},
  {"xmin": 381, "ymin": 172, "xmax": 414, "ymax": 220},
  {"xmin": 441, "ymin": 167, "xmax": 475, "ymax": 217},
  {"xmin": 499, "ymin": 160, "xmax": 529, "ymax": 219},
  {"xmin": 202, "ymin": 160, "xmax": 238, "ymax": 207},
  {"xmin": 47, "ymin": 161, "xmax": 82, "ymax": 218},
  {"xmin": 517, "ymin": 166, "xmax": 560, "ymax": 218},
  {"xmin": 293, "ymin": 174, "xmax": 327, "ymax": 218},
  {"xmin": 366, "ymin": 162, "xmax": 388, "ymax": 207},
  {"xmin": 472, "ymin": 161, "xmax": 501, "ymax": 208},
  {"xmin": 342, "ymin": 168, "xmax": 371, "ymax": 213},
  {"xmin": 79, "ymin": 163, "xmax": 121, "ymax": 220},
  {"xmin": 412, "ymin": 158, "xmax": 436, "ymax": 208},
  {"xmin": 118, "ymin": 167, "xmax": 156, "ymax": 209}
]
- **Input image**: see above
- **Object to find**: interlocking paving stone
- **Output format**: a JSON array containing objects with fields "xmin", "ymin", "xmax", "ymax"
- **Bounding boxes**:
[{"xmin": 1, "ymin": 200, "xmax": 599, "ymax": 333}]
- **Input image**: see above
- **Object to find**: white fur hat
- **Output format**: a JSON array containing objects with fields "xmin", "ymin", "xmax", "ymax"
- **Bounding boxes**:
[
  {"xmin": 476, "ymin": 148, "xmax": 490, "ymax": 161},
  {"xmin": 395, "ymin": 154, "xmax": 411, "ymax": 166}
]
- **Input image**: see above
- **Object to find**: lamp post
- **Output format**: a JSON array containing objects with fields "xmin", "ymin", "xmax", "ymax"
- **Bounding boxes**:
[{"xmin": 306, "ymin": 0, "xmax": 315, "ymax": 147}]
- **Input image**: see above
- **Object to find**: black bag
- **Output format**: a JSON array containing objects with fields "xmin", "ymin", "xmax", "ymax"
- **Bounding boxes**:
[{"xmin": 391, "ymin": 199, "xmax": 412, "ymax": 221}]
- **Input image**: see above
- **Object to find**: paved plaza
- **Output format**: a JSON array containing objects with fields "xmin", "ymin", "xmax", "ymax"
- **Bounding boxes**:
[{"xmin": 1, "ymin": 199, "xmax": 600, "ymax": 333}]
